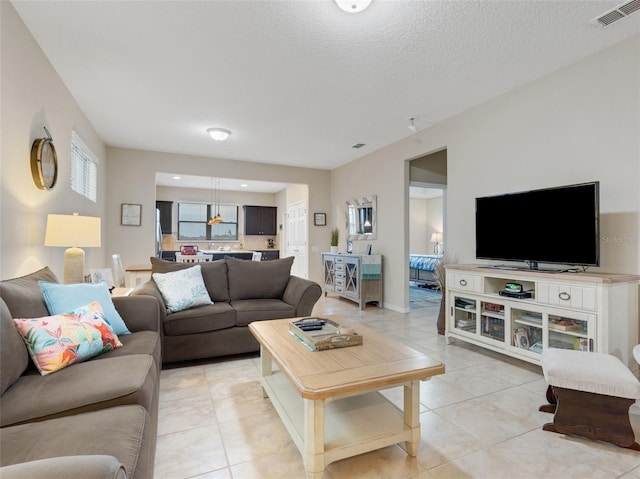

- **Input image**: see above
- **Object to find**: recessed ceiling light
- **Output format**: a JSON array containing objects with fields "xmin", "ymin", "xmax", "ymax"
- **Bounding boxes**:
[
  {"xmin": 172, "ymin": 176, "xmax": 181, "ymax": 180},
  {"xmin": 334, "ymin": 0, "xmax": 372, "ymax": 13},
  {"xmin": 207, "ymin": 127, "xmax": 231, "ymax": 141},
  {"xmin": 241, "ymin": 184, "xmax": 248, "ymax": 188}
]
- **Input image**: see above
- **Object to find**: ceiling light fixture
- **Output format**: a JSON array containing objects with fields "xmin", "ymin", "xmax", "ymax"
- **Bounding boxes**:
[
  {"xmin": 207, "ymin": 127, "xmax": 231, "ymax": 141},
  {"xmin": 334, "ymin": 0, "xmax": 372, "ymax": 13},
  {"xmin": 408, "ymin": 117, "xmax": 417, "ymax": 133}
]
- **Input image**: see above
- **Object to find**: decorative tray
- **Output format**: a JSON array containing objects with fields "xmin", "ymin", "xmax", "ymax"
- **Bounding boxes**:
[{"xmin": 289, "ymin": 317, "xmax": 363, "ymax": 352}]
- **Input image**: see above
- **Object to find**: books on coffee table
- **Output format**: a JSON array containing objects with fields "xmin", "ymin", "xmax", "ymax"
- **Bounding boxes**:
[{"xmin": 289, "ymin": 317, "xmax": 363, "ymax": 352}]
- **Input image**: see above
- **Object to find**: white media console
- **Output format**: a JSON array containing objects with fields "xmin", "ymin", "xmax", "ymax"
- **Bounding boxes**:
[{"xmin": 445, "ymin": 264, "xmax": 640, "ymax": 372}]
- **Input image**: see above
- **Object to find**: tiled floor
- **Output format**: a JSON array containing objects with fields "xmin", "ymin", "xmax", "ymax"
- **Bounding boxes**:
[{"xmin": 154, "ymin": 295, "xmax": 640, "ymax": 479}]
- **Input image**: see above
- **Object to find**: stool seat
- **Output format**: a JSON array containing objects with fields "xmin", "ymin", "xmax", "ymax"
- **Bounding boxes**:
[
  {"xmin": 539, "ymin": 347, "xmax": 640, "ymax": 450},
  {"xmin": 542, "ymin": 348, "xmax": 640, "ymax": 399}
]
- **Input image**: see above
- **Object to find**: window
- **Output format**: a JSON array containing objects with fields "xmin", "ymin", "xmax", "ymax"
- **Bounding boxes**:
[
  {"xmin": 178, "ymin": 202, "xmax": 239, "ymax": 241},
  {"xmin": 70, "ymin": 131, "xmax": 98, "ymax": 202}
]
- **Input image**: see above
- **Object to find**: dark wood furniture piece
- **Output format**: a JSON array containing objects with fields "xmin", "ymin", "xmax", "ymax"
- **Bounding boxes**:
[
  {"xmin": 156, "ymin": 200, "xmax": 173, "ymax": 234},
  {"xmin": 539, "ymin": 347, "xmax": 640, "ymax": 450},
  {"xmin": 540, "ymin": 385, "xmax": 640, "ymax": 450},
  {"xmin": 256, "ymin": 250, "xmax": 279, "ymax": 261},
  {"xmin": 243, "ymin": 205, "xmax": 277, "ymax": 235}
]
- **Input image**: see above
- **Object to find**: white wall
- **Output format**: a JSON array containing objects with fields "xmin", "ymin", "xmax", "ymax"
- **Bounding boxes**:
[
  {"xmin": 409, "ymin": 198, "xmax": 429, "ymax": 254},
  {"xmin": 156, "ymin": 185, "xmax": 280, "ymax": 251},
  {"xmin": 1, "ymin": 2, "xmax": 107, "ymax": 280},
  {"xmin": 3, "ymin": 0, "xmax": 637, "ymax": 309},
  {"xmin": 332, "ymin": 34, "xmax": 640, "ymax": 311},
  {"xmin": 410, "ymin": 197, "xmax": 444, "ymax": 254},
  {"xmin": 106, "ymin": 147, "xmax": 331, "ymax": 284}
]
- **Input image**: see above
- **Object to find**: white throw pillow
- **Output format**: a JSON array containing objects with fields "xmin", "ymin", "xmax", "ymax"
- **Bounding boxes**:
[{"xmin": 152, "ymin": 265, "xmax": 213, "ymax": 313}]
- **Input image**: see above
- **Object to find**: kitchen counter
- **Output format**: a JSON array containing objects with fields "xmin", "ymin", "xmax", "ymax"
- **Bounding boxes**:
[{"xmin": 200, "ymin": 250, "xmax": 252, "ymax": 254}]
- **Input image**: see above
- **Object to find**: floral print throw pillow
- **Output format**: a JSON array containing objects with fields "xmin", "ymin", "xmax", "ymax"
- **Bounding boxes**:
[{"xmin": 13, "ymin": 301, "xmax": 122, "ymax": 375}]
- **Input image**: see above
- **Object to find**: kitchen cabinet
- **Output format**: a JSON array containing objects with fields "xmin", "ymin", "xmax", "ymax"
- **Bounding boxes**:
[{"xmin": 244, "ymin": 206, "xmax": 277, "ymax": 235}]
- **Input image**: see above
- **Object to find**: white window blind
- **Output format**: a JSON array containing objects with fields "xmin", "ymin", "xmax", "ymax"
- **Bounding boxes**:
[{"xmin": 70, "ymin": 131, "xmax": 98, "ymax": 202}]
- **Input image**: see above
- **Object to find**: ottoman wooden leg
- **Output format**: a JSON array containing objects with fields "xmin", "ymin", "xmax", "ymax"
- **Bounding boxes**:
[
  {"xmin": 542, "ymin": 386, "xmax": 640, "ymax": 450},
  {"xmin": 539, "ymin": 384, "xmax": 557, "ymax": 413}
]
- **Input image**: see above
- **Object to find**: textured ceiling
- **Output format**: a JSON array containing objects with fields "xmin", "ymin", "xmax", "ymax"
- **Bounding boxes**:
[{"xmin": 11, "ymin": 0, "xmax": 640, "ymax": 171}]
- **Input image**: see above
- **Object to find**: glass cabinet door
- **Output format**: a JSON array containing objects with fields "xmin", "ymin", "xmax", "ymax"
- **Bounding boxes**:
[
  {"xmin": 323, "ymin": 256, "xmax": 335, "ymax": 289},
  {"xmin": 511, "ymin": 308, "xmax": 543, "ymax": 356},
  {"xmin": 452, "ymin": 295, "xmax": 477, "ymax": 334},
  {"xmin": 480, "ymin": 301, "xmax": 505, "ymax": 343},
  {"xmin": 343, "ymin": 259, "xmax": 359, "ymax": 295},
  {"xmin": 547, "ymin": 313, "xmax": 591, "ymax": 351}
]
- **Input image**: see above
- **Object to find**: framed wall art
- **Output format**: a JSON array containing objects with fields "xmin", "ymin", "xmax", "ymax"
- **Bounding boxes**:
[
  {"xmin": 314, "ymin": 212, "xmax": 326, "ymax": 226},
  {"xmin": 121, "ymin": 203, "xmax": 142, "ymax": 226}
]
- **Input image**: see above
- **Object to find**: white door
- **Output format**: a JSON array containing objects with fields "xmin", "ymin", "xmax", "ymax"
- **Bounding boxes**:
[{"xmin": 287, "ymin": 201, "xmax": 308, "ymax": 278}]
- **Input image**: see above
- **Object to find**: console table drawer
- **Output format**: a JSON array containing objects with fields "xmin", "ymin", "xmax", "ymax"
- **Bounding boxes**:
[
  {"xmin": 537, "ymin": 282, "xmax": 597, "ymax": 311},
  {"xmin": 449, "ymin": 273, "xmax": 482, "ymax": 293}
]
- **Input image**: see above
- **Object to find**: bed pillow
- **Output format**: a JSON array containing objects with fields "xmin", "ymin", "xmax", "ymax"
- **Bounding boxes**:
[
  {"xmin": 38, "ymin": 281, "xmax": 131, "ymax": 335},
  {"xmin": 13, "ymin": 301, "xmax": 122, "ymax": 375},
  {"xmin": 152, "ymin": 265, "xmax": 213, "ymax": 313}
]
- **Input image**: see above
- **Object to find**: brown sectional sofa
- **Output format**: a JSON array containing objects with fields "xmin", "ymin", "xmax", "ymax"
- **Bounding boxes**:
[
  {"xmin": 0, "ymin": 267, "xmax": 161, "ymax": 479},
  {"xmin": 132, "ymin": 256, "xmax": 322, "ymax": 363}
]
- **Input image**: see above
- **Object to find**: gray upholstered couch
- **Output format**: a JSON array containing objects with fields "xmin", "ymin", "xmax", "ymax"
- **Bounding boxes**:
[
  {"xmin": 132, "ymin": 256, "xmax": 322, "ymax": 364},
  {"xmin": 0, "ymin": 267, "xmax": 161, "ymax": 479}
]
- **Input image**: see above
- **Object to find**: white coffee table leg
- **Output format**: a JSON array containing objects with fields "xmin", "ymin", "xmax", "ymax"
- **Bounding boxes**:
[
  {"xmin": 304, "ymin": 398, "xmax": 325, "ymax": 479},
  {"xmin": 260, "ymin": 345, "xmax": 272, "ymax": 399},
  {"xmin": 400, "ymin": 380, "xmax": 420, "ymax": 456}
]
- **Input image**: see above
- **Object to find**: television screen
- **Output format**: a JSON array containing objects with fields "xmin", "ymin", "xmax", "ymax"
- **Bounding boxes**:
[{"xmin": 475, "ymin": 182, "xmax": 600, "ymax": 268}]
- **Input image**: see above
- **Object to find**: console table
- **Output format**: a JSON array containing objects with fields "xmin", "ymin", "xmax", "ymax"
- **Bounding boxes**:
[
  {"xmin": 322, "ymin": 253, "xmax": 383, "ymax": 310},
  {"xmin": 445, "ymin": 264, "xmax": 640, "ymax": 371}
]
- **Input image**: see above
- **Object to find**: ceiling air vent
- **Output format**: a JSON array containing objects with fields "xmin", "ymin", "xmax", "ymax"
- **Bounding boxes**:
[
  {"xmin": 352, "ymin": 143, "xmax": 366, "ymax": 149},
  {"xmin": 593, "ymin": 0, "xmax": 640, "ymax": 26}
]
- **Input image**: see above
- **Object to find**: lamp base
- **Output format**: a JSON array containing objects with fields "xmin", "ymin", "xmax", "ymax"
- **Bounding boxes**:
[{"xmin": 64, "ymin": 247, "xmax": 85, "ymax": 284}]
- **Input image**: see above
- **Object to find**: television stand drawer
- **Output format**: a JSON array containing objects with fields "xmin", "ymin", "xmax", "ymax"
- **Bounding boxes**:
[{"xmin": 536, "ymin": 282, "xmax": 596, "ymax": 311}]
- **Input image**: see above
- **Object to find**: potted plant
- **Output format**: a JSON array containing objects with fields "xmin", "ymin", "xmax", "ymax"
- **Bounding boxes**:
[{"xmin": 330, "ymin": 228, "xmax": 339, "ymax": 253}]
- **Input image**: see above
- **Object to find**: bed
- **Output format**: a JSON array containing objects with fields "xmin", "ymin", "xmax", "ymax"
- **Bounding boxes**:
[{"xmin": 409, "ymin": 254, "xmax": 442, "ymax": 288}]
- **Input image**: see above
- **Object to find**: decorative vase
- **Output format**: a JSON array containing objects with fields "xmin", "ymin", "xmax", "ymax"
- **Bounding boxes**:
[
  {"xmin": 330, "ymin": 246, "xmax": 338, "ymax": 253},
  {"xmin": 437, "ymin": 287, "xmax": 446, "ymax": 335}
]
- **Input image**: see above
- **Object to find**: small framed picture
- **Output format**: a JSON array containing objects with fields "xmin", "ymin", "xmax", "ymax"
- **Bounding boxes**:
[
  {"xmin": 121, "ymin": 203, "xmax": 142, "ymax": 226},
  {"xmin": 314, "ymin": 212, "xmax": 326, "ymax": 226}
]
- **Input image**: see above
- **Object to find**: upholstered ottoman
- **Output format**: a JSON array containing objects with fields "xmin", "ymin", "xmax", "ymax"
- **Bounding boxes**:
[{"xmin": 539, "ymin": 347, "xmax": 640, "ymax": 449}]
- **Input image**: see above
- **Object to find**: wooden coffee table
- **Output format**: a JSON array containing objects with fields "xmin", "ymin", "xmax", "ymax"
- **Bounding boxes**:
[{"xmin": 249, "ymin": 316, "xmax": 445, "ymax": 479}]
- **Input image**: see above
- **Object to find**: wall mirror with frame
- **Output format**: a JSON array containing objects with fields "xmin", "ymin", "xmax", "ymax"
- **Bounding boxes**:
[{"xmin": 346, "ymin": 195, "xmax": 377, "ymax": 240}]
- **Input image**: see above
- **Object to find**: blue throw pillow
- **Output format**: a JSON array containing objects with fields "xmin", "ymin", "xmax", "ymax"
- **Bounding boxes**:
[{"xmin": 38, "ymin": 281, "xmax": 131, "ymax": 335}]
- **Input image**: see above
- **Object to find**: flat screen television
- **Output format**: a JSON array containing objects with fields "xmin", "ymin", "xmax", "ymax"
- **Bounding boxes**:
[{"xmin": 475, "ymin": 181, "xmax": 600, "ymax": 269}]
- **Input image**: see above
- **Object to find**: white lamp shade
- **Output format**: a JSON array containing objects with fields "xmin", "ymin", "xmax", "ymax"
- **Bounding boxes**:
[
  {"xmin": 45, "ymin": 214, "xmax": 101, "ymax": 284},
  {"xmin": 45, "ymin": 214, "xmax": 101, "ymax": 247},
  {"xmin": 430, "ymin": 232, "xmax": 443, "ymax": 244}
]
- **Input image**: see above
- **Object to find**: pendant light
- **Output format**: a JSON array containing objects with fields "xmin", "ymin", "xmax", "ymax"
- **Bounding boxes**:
[{"xmin": 207, "ymin": 177, "xmax": 223, "ymax": 225}]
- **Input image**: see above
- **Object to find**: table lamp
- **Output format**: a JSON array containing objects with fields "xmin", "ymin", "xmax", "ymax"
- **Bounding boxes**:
[
  {"xmin": 45, "ymin": 213, "xmax": 101, "ymax": 283},
  {"xmin": 430, "ymin": 232, "xmax": 443, "ymax": 255}
]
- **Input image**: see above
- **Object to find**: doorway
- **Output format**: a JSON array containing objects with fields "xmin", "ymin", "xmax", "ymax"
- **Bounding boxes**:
[
  {"xmin": 286, "ymin": 200, "xmax": 308, "ymax": 279},
  {"xmin": 408, "ymin": 186, "xmax": 445, "ymax": 309},
  {"xmin": 408, "ymin": 149, "xmax": 447, "ymax": 310}
]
